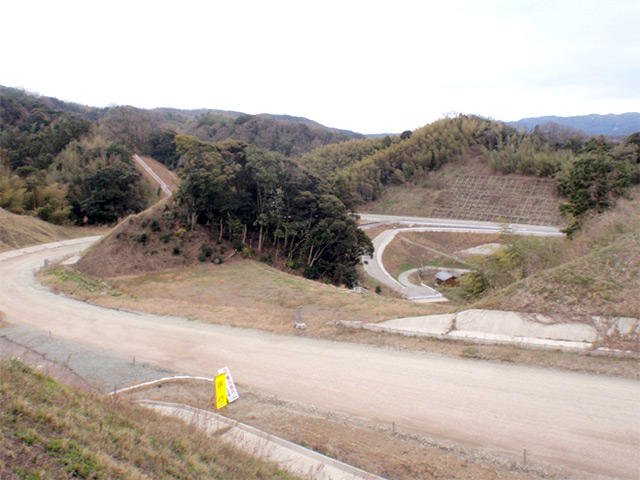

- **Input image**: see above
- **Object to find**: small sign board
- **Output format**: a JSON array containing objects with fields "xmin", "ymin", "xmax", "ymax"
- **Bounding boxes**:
[
  {"xmin": 218, "ymin": 366, "xmax": 239, "ymax": 403},
  {"xmin": 214, "ymin": 373, "xmax": 227, "ymax": 410}
]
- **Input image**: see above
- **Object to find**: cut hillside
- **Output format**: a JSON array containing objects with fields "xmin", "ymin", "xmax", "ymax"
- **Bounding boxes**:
[
  {"xmin": 134, "ymin": 155, "xmax": 179, "ymax": 196},
  {"xmin": 362, "ymin": 155, "xmax": 565, "ymax": 225},
  {"xmin": 475, "ymin": 195, "xmax": 640, "ymax": 348},
  {"xmin": 0, "ymin": 208, "xmax": 99, "ymax": 252},
  {"xmin": 0, "ymin": 358, "xmax": 296, "ymax": 480}
]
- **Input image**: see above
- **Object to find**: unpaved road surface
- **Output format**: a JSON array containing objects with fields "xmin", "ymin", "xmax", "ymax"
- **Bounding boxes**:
[{"xmin": 1, "ymin": 240, "xmax": 639, "ymax": 479}]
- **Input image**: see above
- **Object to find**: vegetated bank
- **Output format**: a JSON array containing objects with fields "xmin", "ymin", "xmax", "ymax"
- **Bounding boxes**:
[
  {"xmin": 0, "ymin": 358, "xmax": 297, "ymax": 480},
  {"xmin": 473, "ymin": 193, "xmax": 640, "ymax": 329}
]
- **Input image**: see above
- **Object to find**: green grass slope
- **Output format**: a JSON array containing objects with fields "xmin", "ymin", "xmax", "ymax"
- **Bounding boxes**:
[{"xmin": 0, "ymin": 358, "xmax": 296, "ymax": 480}]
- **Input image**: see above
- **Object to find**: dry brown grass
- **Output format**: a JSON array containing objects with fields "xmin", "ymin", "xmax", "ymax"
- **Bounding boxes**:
[
  {"xmin": 360, "ymin": 155, "xmax": 564, "ymax": 227},
  {"xmin": 0, "ymin": 208, "xmax": 106, "ymax": 253},
  {"xmin": 44, "ymin": 260, "xmax": 443, "ymax": 336},
  {"xmin": 477, "ymin": 232, "xmax": 640, "ymax": 321},
  {"xmin": 362, "ymin": 154, "xmax": 492, "ymax": 217},
  {"xmin": 0, "ymin": 358, "xmax": 298, "ymax": 480},
  {"xmin": 75, "ymin": 200, "xmax": 220, "ymax": 278},
  {"xmin": 476, "ymin": 193, "xmax": 640, "ymax": 324}
]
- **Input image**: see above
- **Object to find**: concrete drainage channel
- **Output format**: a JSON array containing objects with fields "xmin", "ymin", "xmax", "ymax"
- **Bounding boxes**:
[{"xmin": 114, "ymin": 377, "xmax": 386, "ymax": 480}]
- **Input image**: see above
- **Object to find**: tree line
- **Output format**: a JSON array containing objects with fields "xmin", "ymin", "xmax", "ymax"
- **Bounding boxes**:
[
  {"xmin": 0, "ymin": 88, "xmax": 151, "ymax": 223},
  {"xmin": 2, "ymin": 88, "xmax": 638, "ymax": 238},
  {"xmin": 172, "ymin": 136, "xmax": 373, "ymax": 286}
]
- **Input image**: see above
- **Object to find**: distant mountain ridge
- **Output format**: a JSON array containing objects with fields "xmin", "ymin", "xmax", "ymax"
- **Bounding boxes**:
[{"xmin": 506, "ymin": 112, "xmax": 640, "ymax": 136}]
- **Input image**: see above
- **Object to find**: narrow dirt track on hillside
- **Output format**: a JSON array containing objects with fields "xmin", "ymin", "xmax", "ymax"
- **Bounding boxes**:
[{"xmin": 1, "ymin": 241, "xmax": 638, "ymax": 480}]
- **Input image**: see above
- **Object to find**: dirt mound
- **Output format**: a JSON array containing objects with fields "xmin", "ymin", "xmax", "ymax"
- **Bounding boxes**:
[{"xmin": 76, "ymin": 200, "xmax": 228, "ymax": 278}]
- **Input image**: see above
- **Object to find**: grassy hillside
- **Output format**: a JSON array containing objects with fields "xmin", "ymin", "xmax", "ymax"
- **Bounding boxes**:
[
  {"xmin": 74, "ymin": 201, "xmax": 224, "ymax": 278},
  {"xmin": 0, "ymin": 208, "xmax": 102, "ymax": 253},
  {"xmin": 0, "ymin": 358, "xmax": 296, "ymax": 480},
  {"xmin": 475, "ymin": 193, "xmax": 640, "ymax": 323}
]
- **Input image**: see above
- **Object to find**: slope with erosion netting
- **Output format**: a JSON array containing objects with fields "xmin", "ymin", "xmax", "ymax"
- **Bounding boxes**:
[{"xmin": 361, "ymin": 157, "xmax": 565, "ymax": 226}]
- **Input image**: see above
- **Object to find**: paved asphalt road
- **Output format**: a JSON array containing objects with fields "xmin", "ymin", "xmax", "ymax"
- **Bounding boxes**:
[{"xmin": 0, "ymin": 240, "xmax": 638, "ymax": 479}]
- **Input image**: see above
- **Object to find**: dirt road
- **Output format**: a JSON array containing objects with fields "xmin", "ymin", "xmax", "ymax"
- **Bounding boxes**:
[{"xmin": 1, "ymin": 240, "xmax": 638, "ymax": 479}]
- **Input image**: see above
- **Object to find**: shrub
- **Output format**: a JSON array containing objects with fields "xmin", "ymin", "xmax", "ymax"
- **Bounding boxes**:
[
  {"xmin": 150, "ymin": 218, "xmax": 161, "ymax": 232},
  {"xmin": 286, "ymin": 259, "xmax": 297, "ymax": 269},
  {"xmin": 137, "ymin": 233, "xmax": 148, "ymax": 245}
]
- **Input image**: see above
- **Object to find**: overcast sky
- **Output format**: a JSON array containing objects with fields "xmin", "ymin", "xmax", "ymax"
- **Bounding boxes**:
[{"xmin": 2, "ymin": 0, "xmax": 638, "ymax": 133}]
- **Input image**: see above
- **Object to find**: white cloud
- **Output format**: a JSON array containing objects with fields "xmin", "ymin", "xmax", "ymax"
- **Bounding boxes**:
[{"xmin": 2, "ymin": 0, "xmax": 638, "ymax": 132}]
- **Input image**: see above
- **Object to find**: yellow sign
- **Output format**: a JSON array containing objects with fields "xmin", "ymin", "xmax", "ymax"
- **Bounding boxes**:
[{"xmin": 214, "ymin": 373, "xmax": 228, "ymax": 410}]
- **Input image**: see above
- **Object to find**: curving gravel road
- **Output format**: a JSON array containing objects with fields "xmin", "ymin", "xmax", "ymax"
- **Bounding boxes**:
[{"xmin": 1, "ymin": 239, "xmax": 638, "ymax": 479}]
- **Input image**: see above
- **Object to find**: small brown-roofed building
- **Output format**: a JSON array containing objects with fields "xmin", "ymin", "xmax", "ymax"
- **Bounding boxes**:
[{"xmin": 434, "ymin": 270, "xmax": 459, "ymax": 287}]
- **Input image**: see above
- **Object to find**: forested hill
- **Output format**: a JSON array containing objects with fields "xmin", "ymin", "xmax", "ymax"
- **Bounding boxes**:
[
  {"xmin": 176, "ymin": 110, "xmax": 362, "ymax": 157},
  {"xmin": 0, "ymin": 86, "xmax": 363, "ymax": 159},
  {"xmin": 300, "ymin": 115, "xmax": 577, "ymax": 206},
  {"xmin": 0, "ymin": 86, "xmax": 364, "ymax": 224},
  {"xmin": 506, "ymin": 112, "xmax": 640, "ymax": 136},
  {"xmin": 300, "ymin": 114, "xmax": 640, "ymax": 235}
]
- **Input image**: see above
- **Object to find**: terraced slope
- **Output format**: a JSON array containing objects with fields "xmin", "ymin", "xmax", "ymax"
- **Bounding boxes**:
[{"xmin": 432, "ymin": 175, "xmax": 563, "ymax": 225}]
